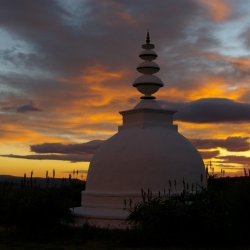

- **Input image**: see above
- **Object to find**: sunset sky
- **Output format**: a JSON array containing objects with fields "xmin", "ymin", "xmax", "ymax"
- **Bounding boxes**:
[{"xmin": 1, "ymin": 0, "xmax": 250, "ymax": 179}]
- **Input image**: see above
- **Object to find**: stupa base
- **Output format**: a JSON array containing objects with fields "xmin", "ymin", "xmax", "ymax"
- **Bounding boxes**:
[{"xmin": 71, "ymin": 206, "xmax": 130, "ymax": 229}]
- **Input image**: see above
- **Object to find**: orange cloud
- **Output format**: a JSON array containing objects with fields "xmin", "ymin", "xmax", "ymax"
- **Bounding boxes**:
[
  {"xmin": 81, "ymin": 64, "xmax": 122, "ymax": 85},
  {"xmin": 0, "ymin": 121, "xmax": 72, "ymax": 145},
  {"xmin": 185, "ymin": 120, "xmax": 250, "ymax": 134},
  {"xmin": 205, "ymin": 52, "xmax": 250, "ymax": 71},
  {"xmin": 226, "ymin": 57, "xmax": 250, "ymax": 73},
  {"xmin": 196, "ymin": 0, "xmax": 232, "ymax": 22},
  {"xmin": 159, "ymin": 76, "xmax": 246, "ymax": 102}
]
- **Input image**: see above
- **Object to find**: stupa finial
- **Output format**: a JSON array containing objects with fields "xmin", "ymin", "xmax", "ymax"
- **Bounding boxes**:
[
  {"xmin": 132, "ymin": 33, "xmax": 164, "ymax": 100},
  {"xmin": 146, "ymin": 29, "xmax": 150, "ymax": 44}
]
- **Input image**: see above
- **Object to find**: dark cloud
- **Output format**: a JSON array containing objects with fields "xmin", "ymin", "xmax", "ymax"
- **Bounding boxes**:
[
  {"xmin": 158, "ymin": 100, "xmax": 185, "ymax": 111},
  {"xmin": 0, "ymin": 154, "xmax": 91, "ymax": 163},
  {"xmin": 0, "ymin": 1, "xmax": 246, "ymax": 119},
  {"xmin": 1, "ymin": 135, "xmax": 248, "ymax": 164},
  {"xmin": 16, "ymin": 101, "xmax": 42, "ymax": 113},
  {"xmin": 30, "ymin": 140, "xmax": 104, "ymax": 155},
  {"xmin": 2, "ymin": 106, "xmax": 15, "ymax": 111},
  {"xmin": 168, "ymin": 98, "xmax": 250, "ymax": 123},
  {"xmin": 199, "ymin": 150, "xmax": 220, "ymax": 159},
  {"xmin": 0, "ymin": 0, "xmax": 221, "ymax": 81},
  {"xmin": 1, "ymin": 98, "xmax": 42, "ymax": 113},
  {"xmin": 216, "ymin": 155, "xmax": 250, "ymax": 167},
  {"xmin": 127, "ymin": 98, "xmax": 136, "ymax": 104},
  {"xmin": 1, "ymin": 140, "xmax": 101, "ymax": 163},
  {"xmin": 191, "ymin": 136, "xmax": 250, "ymax": 152},
  {"xmin": 0, "ymin": 0, "xmax": 246, "ymax": 103}
]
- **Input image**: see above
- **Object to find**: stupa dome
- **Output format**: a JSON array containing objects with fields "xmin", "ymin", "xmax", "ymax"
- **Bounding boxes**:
[
  {"xmin": 73, "ymin": 31, "xmax": 206, "ymax": 228},
  {"xmin": 87, "ymin": 127, "xmax": 205, "ymax": 195}
]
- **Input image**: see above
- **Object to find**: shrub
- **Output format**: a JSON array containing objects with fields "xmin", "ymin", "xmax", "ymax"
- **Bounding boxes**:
[{"xmin": 126, "ymin": 176, "xmax": 250, "ymax": 246}]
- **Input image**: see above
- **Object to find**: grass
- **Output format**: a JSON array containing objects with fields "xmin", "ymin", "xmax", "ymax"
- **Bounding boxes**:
[
  {"xmin": 0, "ymin": 236, "xmax": 249, "ymax": 250},
  {"xmin": 1, "ymin": 176, "xmax": 250, "ymax": 249},
  {"xmin": 1, "ymin": 225, "xmax": 250, "ymax": 250}
]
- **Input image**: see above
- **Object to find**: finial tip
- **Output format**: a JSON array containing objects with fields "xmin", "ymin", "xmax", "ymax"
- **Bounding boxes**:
[{"xmin": 146, "ymin": 29, "xmax": 150, "ymax": 44}]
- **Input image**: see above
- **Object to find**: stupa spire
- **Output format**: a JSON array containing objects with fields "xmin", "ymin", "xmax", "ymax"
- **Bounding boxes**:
[
  {"xmin": 146, "ymin": 29, "xmax": 150, "ymax": 44},
  {"xmin": 133, "ymin": 31, "xmax": 164, "ymax": 100}
]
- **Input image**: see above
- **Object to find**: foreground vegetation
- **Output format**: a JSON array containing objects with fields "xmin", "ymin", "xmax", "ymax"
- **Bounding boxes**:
[
  {"xmin": 0, "ymin": 176, "xmax": 85, "ymax": 231},
  {"xmin": 0, "ymin": 175, "xmax": 250, "ymax": 249},
  {"xmin": 127, "ymin": 176, "xmax": 250, "ymax": 246}
]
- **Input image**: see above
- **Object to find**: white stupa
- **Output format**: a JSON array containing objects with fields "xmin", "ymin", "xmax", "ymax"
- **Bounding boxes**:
[{"xmin": 73, "ymin": 32, "xmax": 206, "ymax": 228}]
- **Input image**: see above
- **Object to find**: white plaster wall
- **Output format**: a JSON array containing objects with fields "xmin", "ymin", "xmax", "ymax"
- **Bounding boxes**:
[{"xmin": 82, "ymin": 126, "xmax": 206, "ymax": 210}]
